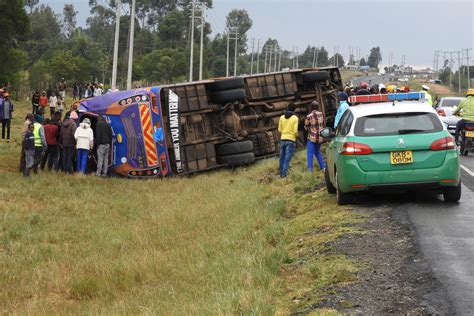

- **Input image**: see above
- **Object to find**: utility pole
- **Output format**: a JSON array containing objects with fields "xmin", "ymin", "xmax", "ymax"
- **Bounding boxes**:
[
  {"xmin": 315, "ymin": 48, "xmax": 320, "ymax": 67},
  {"xmin": 278, "ymin": 49, "xmax": 282, "ymax": 71},
  {"xmin": 292, "ymin": 47, "xmax": 295, "ymax": 69},
  {"xmin": 233, "ymin": 29, "xmax": 238, "ymax": 76},
  {"xmin": 450, "ymin": 51, "xmax": 454, "ymax": 87},
  {"xmin": 273, "ymin": 45, "xmax": 278, "ymax": 72},
  {"xmin": 226, "ymin": 30, "xmax": 230, "ymax": 77},
  {"xmin": 256, "ymin": 39, "xmax": 260, "ymax": 74},
  {"xmin": 111, "ymin": 0, "xmax": 121, "ymax": 89},
  {"xmin": 458, "ymin": 51, "xmax": 462, "ymax": 93},
  {"xmin": 126, "ymin": 0, "xmax": 136, "ymax": 90},
  {"xmin": 198, "ymin": 2, "xmax": 205, "ymax": 81},
  {"xmin": 296, "ymin": 47, "xmax": 299, "ymax": 69},
  {"xmin": 250, "ymin": 38, "xmax": 255, "ymax": 75},
  {"xmin": 466, "ymin": 48, "xmax": 471, "ymax": 88},
  {"xmin": 264, "ymin": 46, "xmax": 268, "ymax": 73},
  {"xmin": 268, "ymin": 45, "xmax": 273, "ymax": 73},
  {"xmin": 312, "ymin": 47, "xmax": 317, "ymax": 68},
  {"xmin": 189, "ymin": 0, "xmax": 196, "ymax": 82}
]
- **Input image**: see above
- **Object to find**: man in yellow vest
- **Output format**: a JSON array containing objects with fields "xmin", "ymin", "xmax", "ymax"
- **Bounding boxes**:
[
  {"xmin": 422, "ymin": 85, "xmax": 433, "ymax": 106},
  {"xmin": 32, "ymin": 115, "xmax": 47, "ymax": 173},
  {"xmin": 278, "ymin": 102, "xmax": 299, "ymax": 177}
]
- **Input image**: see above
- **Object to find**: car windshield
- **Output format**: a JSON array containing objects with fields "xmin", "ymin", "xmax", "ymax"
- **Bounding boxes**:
[
  {"xmin": 354, "ymin": 112, "xmax": 443, "ymax": 136},
  {"xmin": 440, "ymin": 99, "xmax": 462, "ymax": 107}
]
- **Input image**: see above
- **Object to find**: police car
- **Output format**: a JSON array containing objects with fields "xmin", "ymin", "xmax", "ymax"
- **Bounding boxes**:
[{"xmin": 321, "ymin": 92, "xmax": 461, "ymax": 205}]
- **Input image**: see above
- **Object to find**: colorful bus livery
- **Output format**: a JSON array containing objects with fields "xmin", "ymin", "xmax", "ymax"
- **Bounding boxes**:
[
  {"xmin": 79, "ymin": 67, "xmax": 343, "ymax": 178},
  {"xmin": 79, "ymin": 87, "xmax": 172, "ymax": 177}
]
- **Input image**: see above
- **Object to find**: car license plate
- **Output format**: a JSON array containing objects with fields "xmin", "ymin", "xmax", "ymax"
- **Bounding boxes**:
[
  {"xmin": 390, "ymin": 150, "xmax": 413, "ymax": 164},
  {"xmin": 465, "ymin": 131, "xmax": 474, "ymax": 137}
]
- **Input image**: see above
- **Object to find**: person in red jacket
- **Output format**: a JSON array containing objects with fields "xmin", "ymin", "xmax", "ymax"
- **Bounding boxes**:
[
  {"xmin": 38, "ymin": 91, "xmax": 48, "ymax": 115},
  {"xmin": 41, "ymin": 118, "xmax": 60, "ymax": 170}
]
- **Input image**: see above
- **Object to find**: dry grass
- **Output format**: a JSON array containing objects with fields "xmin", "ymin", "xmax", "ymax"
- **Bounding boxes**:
[{"xmin": 1, "ymin": 100, "xmax": 363, "ymax": 314}]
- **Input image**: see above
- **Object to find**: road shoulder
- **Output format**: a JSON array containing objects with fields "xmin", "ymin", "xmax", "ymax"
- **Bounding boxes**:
[{"xmin": 307, "ymin": 205, "xmax": 452, "ymax": 314}]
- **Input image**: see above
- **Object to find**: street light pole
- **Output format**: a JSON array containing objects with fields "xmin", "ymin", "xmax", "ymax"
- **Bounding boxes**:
[
  {"xmin": 111, "ymin": 0, "xmax": 121, "ymax": 89},
  {"xmin": 226, "ymin": 31, "xmax": 230, "ymax": 77},
  {"xmin": 189, "ymin": 0, "xmax": 195, "ymax": 82},
  {"xmin": 126, "ymin": 0, "xmax": 136, "ymax": 90},
  {"xmin": 198, "ymin": 3, "xmax": 205, "ymax": 81}
]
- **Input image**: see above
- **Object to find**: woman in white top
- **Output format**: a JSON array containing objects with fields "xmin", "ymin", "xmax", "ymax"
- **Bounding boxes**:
[
  {"xmin": 49, "ymin": 92, "xmax": 58, "ymax": 117},
  {"xmin": 74, "ymin": 118, "xmax": 94, "ymax": 173}
]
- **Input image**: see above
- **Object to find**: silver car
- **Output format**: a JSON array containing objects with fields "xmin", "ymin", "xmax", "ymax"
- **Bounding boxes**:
[{"xmin": 435, "ymin": 97, "xmax": 465, "ymax": 134}]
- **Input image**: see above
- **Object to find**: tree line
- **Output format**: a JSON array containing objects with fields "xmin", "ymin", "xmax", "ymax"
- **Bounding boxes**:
[{"xmin": 1, "ymin": 0, "xmax": 384, "ymax": 96}]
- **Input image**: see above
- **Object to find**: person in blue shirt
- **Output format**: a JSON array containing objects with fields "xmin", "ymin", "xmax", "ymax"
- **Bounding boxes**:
[{"xmin": 334, "ymin": 92, "xmax": 349, "ymax": 128}]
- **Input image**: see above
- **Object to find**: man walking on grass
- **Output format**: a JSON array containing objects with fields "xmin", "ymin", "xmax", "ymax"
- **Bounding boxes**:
[
  {"xmin": 278, "ymin": 102, "xmax": 299, "ymax": 178},
  {"xmin": 305, "ymin": 101, "xmax": 326, "ymax": 172}
]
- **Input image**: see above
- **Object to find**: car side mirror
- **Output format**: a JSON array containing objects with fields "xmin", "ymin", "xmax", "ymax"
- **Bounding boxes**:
[{"xmin": 320, "ymin": 127, "xmax": 334, "ymax": 138}]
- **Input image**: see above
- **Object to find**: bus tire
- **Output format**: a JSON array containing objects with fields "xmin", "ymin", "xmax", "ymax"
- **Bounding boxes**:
[
  {"xmin": 217, "ymin": 140, "xmax": 254, "ymax": 156},
  {"xmin": 302, "ymin": 71, "xmax": 330, "ymax": 83},
  {"xmin": 211, "ymin": 88, "xmax": 246, "ymax": 104},
  {"xmin": 218, "ymin": 152, "xmax": 255, "ymax": 166},
  {"xmin": 210, "ymin": 78, "xmax": 245, "ymax": 91}
]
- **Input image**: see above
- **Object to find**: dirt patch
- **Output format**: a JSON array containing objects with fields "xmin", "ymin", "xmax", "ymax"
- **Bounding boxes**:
[
  {"xmin": 295, "ymin": 205, "xmax": 452, "ymax": 314},
  {"xmin": 429, "ymin": 84, "xmax": 452, "ymax": 95}
]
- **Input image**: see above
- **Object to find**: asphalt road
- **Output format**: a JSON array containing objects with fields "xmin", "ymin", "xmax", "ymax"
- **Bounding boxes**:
[
  {"xmin": 351, "ymin": 74, "xmax": 393, "ymax": 87},
  {"xmin": 397, "ymin": 154, "xmax": 474, "ymax": 314}
]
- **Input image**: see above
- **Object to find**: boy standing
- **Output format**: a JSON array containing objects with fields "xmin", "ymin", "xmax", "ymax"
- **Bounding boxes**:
[{"xmin": 23, "ymin": 123, "xmax": 35, "ymax": 177}]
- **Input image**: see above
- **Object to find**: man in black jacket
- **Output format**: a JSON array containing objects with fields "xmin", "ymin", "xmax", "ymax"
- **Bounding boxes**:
[{"xmin": 95, "ymin": 116, "xmax": 112, "ymax": 177}]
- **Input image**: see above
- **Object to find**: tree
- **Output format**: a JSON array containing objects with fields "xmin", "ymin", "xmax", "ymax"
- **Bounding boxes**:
[
  {"xmin": 63, "ymin": 4, "xmax": 78, "ymax": 38},
  {"xmin": 316, "ymin": 46, "xmax": 329, "ymax": 67},
  {"xmin": 23, "ymin": 4, "xmax": 63, "ymax": 65},
  {"xmin": 0, "ymin": 0, "xmax": 30, "ymax": 84},
  {"xmin": 348, "ymin": 53, "xmax": 356, "ymax": 66},
  {"xmin": 142, "ymin": 49, "xmax": 187, "ymax": 83},
  {"xmin": 367, "ymin": 46, "xmax": 382, "ymax": 69},
  {"xmin": 158, "ymin": 10, "xmax": 186, "ymax": 49},
  {"xmin": 225, "ymin": 9, "xmax": 252, "ymax": 54},
  {"xmin": 359, "ymin": 58, "xmax": 367, "ymax": 66},
  {"xmin": 25, "ymin": 0, "xmax": 39, "ymax": 14},
  {"xmin": 328, "ymin": 53, "xmax": 345, "ymax": 67},
  {"xmin": 86, "ymin": 2, "xmax": 115, "ymax": 47}
]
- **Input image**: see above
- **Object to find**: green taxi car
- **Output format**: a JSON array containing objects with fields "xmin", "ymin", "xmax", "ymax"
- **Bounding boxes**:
[{"xmin": 321, "ymin": 101, "xmax": 461, "ymax": 205}]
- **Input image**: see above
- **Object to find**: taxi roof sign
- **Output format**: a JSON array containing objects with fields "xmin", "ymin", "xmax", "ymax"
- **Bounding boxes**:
[{"xmin": 348, "ymin": 92, "xmax": 425, "ymax": 104}]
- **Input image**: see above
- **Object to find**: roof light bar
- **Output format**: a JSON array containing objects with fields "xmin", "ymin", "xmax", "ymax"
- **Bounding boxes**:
[{"xmin": 348, "ymin": 92, "xmax": 425, "ymax": 104}]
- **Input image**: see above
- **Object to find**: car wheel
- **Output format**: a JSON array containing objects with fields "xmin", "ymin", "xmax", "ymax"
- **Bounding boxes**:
[
  {"xmin": 325, "ymin": 167, "xmax": 336, "ymax": 194},
  {"xmin": 443, "ymin": 183, "xmax": 461, "ymax": 202},
  {"xmin": 336, "ymin": 171, "xmax": 351, "ymax": 205}
]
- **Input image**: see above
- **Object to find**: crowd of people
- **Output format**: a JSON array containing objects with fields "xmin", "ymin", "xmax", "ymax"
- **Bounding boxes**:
[
  {"xmin": 0, "ymin": 77, "xmax": 122, "ymax": 179},
  {"xmin": 20, "ymin": 109, "xmax": 112, "ymax": 177}
]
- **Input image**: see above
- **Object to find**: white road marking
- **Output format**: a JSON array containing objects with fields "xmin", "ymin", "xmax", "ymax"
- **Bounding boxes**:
[{"xmin": 461, "ymin": 164, "xmax": 474, "ymax": 177}]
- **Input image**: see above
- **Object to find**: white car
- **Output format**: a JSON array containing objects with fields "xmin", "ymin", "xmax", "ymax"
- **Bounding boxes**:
[{"xmin": 435, "ymin": 97, "xmax": 465, "ymax": 135}]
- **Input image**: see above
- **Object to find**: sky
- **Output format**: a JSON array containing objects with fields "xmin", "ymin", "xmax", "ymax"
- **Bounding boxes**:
[{"xmin": 43, "ymin": 0, "xmax": 473, "ymax": 67}]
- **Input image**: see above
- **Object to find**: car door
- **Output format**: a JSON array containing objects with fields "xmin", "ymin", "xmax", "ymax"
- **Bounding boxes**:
[{"xmin": 328, "ymin": 110, "xmax": 353, "ymax": 185}]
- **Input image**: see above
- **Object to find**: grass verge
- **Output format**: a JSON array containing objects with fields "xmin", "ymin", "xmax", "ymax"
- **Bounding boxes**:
[{"xmin": 1, "ymin": 100, "xmax": 364, "ymax": 314}]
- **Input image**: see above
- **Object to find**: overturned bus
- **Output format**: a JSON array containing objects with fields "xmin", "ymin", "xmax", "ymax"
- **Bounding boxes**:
[{"xmin": 79, "ymin": 67, "xmax": 343, "ymax": 178}]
